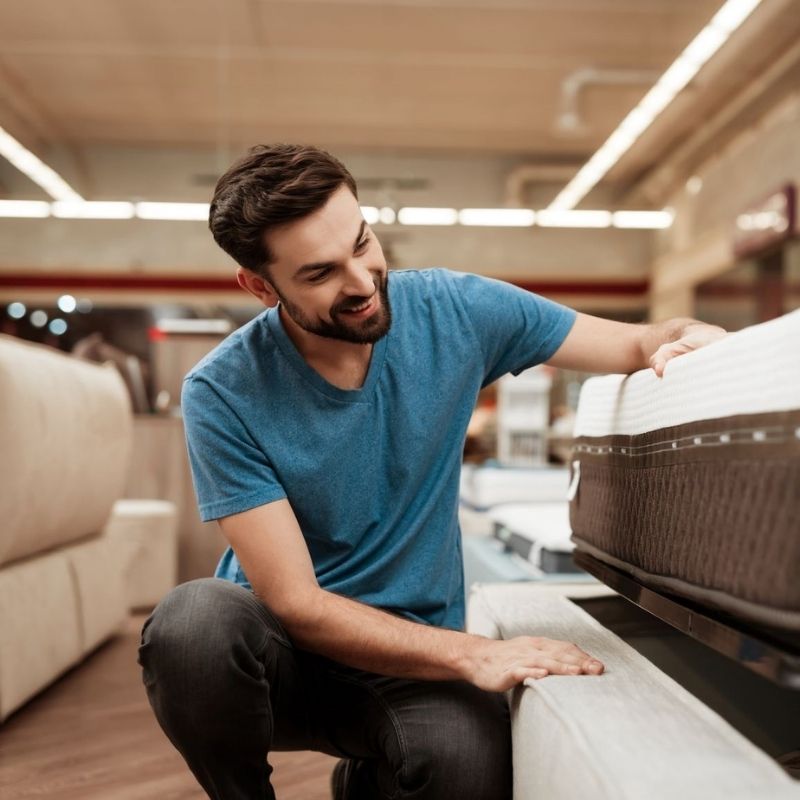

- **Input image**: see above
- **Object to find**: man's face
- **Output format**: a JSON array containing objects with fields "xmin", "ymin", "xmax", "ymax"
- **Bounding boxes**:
[{"xmin": 262, "ymin": 186, "xmax": 391, "ymax": 345}]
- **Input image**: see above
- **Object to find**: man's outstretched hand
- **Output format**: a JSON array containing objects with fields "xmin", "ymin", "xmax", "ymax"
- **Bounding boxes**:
[
  {"xmin": 462, "ymin": 636, "xmax": 604, "ymax": 692},
  {"xmin": 649, "ymin": 322, "xmax": 727, "ymax": 378}
]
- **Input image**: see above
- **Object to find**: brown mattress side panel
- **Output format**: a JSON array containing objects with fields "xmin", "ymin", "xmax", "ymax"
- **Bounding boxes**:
[{"xmin": 569, "ymin": 411, "xmax": 800, "ymax": 624}]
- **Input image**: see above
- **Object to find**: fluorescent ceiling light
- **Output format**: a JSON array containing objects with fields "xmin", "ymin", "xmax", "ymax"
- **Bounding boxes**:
[
  {"xmin": 0, "ymin": 199, "xmax": 51, "ymax": 217},
  {"xmin": 136, "ymin": 202, "xmax": 210, "ymax": 221},
  {"xmin": 459, "ymin": 208, "xmax": 535, "ymax": 227},
  {"xmin": 0, "ymin": 126, "xmax": 83, "ymax": 202},
  {"xmin": 57, "ymin": 295, "xmax": 77, "ymax": 313},
  {"xmin": 548, "ymin": 0, "xmax": 764, "ymax": 211},
  {"xmin": 398, "ymin": 207, "xmax": 458, "ymax": 226},
  {"xmin": 612, "ymin": 210, "xmax": 674, "ymax": 229},
  {"xmin": 155, "ymin": 319, "xmax": 233, "ymax": 335},
  {"xmin": 361, "ymin": 206, "xmax": 397, "ymax": 225},
  {"xmin": 712, "ymin": 0, "xmax": 761, "ymax": 33},
  {"xmin": 379, "ymin": 207, "xmax": 396, "ymax": 225},
  {"xmin": 537, "ymin": 210, "xmax": 612, "ymax": 228},
  {"xmin": 0, "ymin": 201, "xmax": 672, "ymax": 228},
  {"xmin": 657, "ymin": 58, "xmax": 700, "ymax": 95},
  {"xmin": 683, "ymin": 26, "xmax": 728, "ymax": 68},
  {"xmin": 52, "ymin": 201, "xmax": 135, "ymax": 219},
  {"xmin": 360, "ymin": 206, "xmax": 380, "ymax": 225}
]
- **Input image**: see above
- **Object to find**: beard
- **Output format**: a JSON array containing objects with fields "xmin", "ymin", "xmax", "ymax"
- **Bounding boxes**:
[{"xmin": 276, "ymin": 271, "xmax": 393, "ymax": 345}]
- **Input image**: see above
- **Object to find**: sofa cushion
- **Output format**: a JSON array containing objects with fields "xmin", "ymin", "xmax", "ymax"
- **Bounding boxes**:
[
  {"xmin": 103, "ymin": 499, "xmax": 178, "ymax": 609},
  {"xmin": 0, "ymin": 335, "xmax": 132, "ymax": 567},
  {"xmin": 64, "ymin": 536, "xmax": 129, "ymax": 653},
  {"xmin": 0, "ymin": 550, "xmax": 82, "ymax": 721}
]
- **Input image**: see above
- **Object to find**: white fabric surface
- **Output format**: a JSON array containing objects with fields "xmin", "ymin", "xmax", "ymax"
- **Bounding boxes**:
[
  {"xmin": 0, "ymin": 551, "xmax": 82, "ymax": 721},
  {"xmin": 64, "ymin": 536, "xmax": 128, "ymax": 652},
  {"xmin": 459, "ymin": 465, "xmax": 569, "ymax": 509},
  {"xmin": 0, "ymin": 335, "xmax": 133, "ymax": 567},
  {"xmin": 487, "ymin": 502, "xmax": 573, "ymax": 554},
  {"xmin": 0, "ymin": 336, "xmax": 137, "ymax": 720},
  {"xmin": 467, "ymin": 583, "xmax": 800, "ymax": 800},
  {"xmin": 103, "ymin": 499, "xmax": 178, "ymax": 608},
  {"xmin": 573, "ymin": 309, "xmax": 800, "ymax": 437}
]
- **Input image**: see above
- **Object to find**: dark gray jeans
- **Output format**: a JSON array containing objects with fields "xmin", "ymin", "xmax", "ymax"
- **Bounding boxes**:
[{"xmin": 138, "ymin": 578, "xmax": 512, "ymax": 800}]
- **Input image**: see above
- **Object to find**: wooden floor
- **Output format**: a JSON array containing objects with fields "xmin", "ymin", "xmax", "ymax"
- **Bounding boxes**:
[{"xmin": 0, "ymin": 615, "xmax": 338, "ymax": 799}]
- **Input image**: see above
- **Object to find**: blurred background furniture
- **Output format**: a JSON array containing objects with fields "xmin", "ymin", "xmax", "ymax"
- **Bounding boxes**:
[
  {"xmin": 103, "ymin": 499, "xmax": 178, "ymax": 611},
  {"xmin": 0, "ymin": 335, "xmax": 177, "ymax": 722}
]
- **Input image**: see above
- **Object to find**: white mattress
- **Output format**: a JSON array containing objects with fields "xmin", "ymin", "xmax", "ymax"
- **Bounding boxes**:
[
  {"xmin": 568, "ymin": 309, "xmax": 800, "ymax": 629},
  {"xmin": 459, "ymin": 465, "xmax": 569, "ymax": 509},
  {"xmin": 487, "ymin": 503, "xmax": 573, "ymax": 553},
  {"xmin": 574, "ymin": 310, "xmax": 800, "ymax": 437}
]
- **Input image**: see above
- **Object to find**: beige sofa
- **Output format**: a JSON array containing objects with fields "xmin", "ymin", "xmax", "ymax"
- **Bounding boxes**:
[{"xmin": 0, "ymin": 334, "xmax": 161, "ymax": 722}]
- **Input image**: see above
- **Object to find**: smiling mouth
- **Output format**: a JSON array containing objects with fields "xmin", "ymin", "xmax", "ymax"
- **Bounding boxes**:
[{"xmin": 339, "ymin": 296, "xmax": 376, "ymax": 315}]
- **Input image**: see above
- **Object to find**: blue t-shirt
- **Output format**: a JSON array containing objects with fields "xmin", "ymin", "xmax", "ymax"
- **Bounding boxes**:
[{"xmin": 182, "ymin": 268, "xmax": 576, "ymax": 630}]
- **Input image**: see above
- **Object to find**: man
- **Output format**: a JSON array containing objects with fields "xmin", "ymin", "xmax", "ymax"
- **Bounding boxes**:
[{"xmin": 139, "ymin": 144, "xmax": 725, "ymax": 800}]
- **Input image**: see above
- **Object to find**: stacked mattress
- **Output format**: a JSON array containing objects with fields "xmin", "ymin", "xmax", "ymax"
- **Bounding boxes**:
[
  {"xmin": 569, "ymin": 310, "xmax": 800, "ymax": 630},
  {"xmin": 489, "ymin": 503, "xmax": 581, "ymax": 575},
  {"xmin": 459, "ymin": 464, "xmax": 569, "ymax": 509}
]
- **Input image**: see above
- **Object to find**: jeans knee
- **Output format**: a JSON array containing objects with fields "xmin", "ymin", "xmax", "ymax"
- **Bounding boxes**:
[
  {"xmin": 138, "ymin": 578, "xmax": 283, "ymax": 699},
  {"xmin": 407, "ymin": 737, "xmax": 510, "ymax": 799},
  {"xmin": 401, "ymin": 691, "xmax": 511, "ymax": 800}
]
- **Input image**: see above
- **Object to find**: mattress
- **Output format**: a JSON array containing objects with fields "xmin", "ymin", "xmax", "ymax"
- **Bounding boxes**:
[
  {"xmin": 488, "ymin": 503, "xmax": 581, "ymax": 574},
  {"xmin": 569, "ymin": 310, "xmax": 800, "ymax": 630},
  {"xmin": 467, "ymin": 583, "xmax": 800, "ymax": 799},
  {"xmin": 459, "ymin": 465, "xmax": 570, "ymax": 510}
]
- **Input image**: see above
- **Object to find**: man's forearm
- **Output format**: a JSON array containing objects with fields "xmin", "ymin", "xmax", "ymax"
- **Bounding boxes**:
[
  {"xmin": 278, "ymin": 587, "xmax": 479, "ymax": 681},
  {"xmin": 546, "ymin": 312, "xmax": 726, "ymax": 376}
]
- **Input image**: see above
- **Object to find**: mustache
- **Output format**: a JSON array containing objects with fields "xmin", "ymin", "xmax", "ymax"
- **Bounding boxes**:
[
  {"xmin": 332, "ymin": 275, "xmax": 386, "ymax": 314},
  {"xmin": 334, "ymin": 294, "xmax": 374, "ymax": 313}
]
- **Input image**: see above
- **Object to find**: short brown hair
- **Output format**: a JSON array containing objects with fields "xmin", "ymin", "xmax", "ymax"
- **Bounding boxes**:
[{"xmin": 209, "ymin": 144, "xmax": 358, "ymax": 275}]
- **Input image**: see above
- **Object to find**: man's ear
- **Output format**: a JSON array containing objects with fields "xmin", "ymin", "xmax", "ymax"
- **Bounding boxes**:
[{"xmin": 236, "ymin": 268, "xmax": 279, "ymax": 308}]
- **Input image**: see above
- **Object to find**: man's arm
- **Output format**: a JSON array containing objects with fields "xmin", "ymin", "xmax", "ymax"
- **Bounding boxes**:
[
  {"xmin": 219, "ymin": 499, "xmax": 604, "ymax": 691},
  {"xmin": 547, "ymin": 312, "xmax": 726, "ymax": 376}
]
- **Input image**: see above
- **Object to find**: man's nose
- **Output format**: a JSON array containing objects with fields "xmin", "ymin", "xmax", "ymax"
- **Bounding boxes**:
[{"xmin": 341, "ymin": 261, "xmax": 376, "ymax": 296}]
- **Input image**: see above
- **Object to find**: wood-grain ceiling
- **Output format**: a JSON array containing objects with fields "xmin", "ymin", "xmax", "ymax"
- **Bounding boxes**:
[{"xmin": 0, "ymin": 0, "xmax": 722, "ymax": 158}]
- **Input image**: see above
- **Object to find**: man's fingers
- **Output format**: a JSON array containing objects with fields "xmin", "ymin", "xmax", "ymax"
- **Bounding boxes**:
[
  {"xmin": 533, "ymin": 657, "xmax": 604, "ymax": 676},
  {"xmin": 582, "ymin": 658, "xmax": 604, "ymax": 675},
  {"xmin": 534, "ymin": 657, "xmax": 582, "ymax": 675},
  {"xmin": 650, "ymin": 337, "xmax": 703, "ymax": 377},
  {"xmin": 534, "ymin": 639, "xmax": 596, "ymax": 665},
  {"xmin": 514, "ymin": 667, "xmax": 548, "ymax": 682}
]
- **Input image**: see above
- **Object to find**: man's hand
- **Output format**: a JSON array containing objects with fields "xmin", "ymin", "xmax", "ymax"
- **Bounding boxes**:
[
  {"xmin": 462, "ymin": 636, "xmax": 604, "ymax": 692},
  {"xmin": 648, "ymin": 322, "xmax": 727, "ymax": 378}
]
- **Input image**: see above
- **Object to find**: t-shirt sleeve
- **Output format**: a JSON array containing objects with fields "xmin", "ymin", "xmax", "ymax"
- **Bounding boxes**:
[
  {"xmin": 445, "ymin": 270, "xmax": 577, "ymax": 385},
  {"xmin": 181, "ymin": 375, "xmax": 287, "ymax": 522}
]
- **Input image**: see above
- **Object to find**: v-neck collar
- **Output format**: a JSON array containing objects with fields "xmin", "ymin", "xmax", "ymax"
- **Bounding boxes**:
[{"xmin": 265, "ymin": 305, "xmax": 389, "ymax": 403}]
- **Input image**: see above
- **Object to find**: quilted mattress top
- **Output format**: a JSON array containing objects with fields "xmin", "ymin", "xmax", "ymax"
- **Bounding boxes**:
[{"xmin": 574, "ymin": 309, "xmax": 800, "ymax": 438}]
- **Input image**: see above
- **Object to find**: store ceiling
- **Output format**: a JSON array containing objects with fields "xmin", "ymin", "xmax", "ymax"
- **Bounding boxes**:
[
  {"xmin": 0, "ymin": 0, "xmax": 799, "ymax": 201},
  {"xmin": 0, "ymin": 0, "xmax": 726, "ymax": 156}
]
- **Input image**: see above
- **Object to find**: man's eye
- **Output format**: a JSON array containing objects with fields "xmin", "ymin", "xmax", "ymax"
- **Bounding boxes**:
[{"xmin": 309, "ymin": 268, "xmax": 332, "ymax": 283}]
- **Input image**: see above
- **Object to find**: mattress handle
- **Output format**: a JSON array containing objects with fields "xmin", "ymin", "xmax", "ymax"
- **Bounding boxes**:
[{"xmin": 567, "ymin": 460, "xmax": 581, "ymax": 501}]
